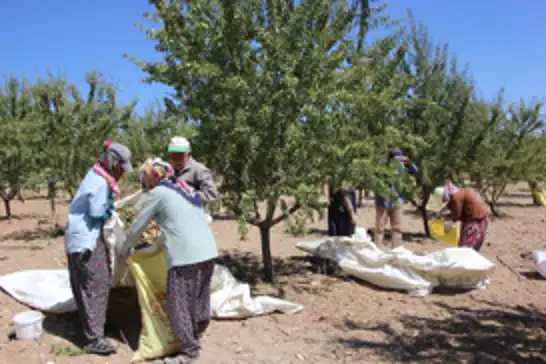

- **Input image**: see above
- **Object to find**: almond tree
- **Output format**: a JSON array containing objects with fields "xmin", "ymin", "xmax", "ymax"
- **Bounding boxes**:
[
  {"xmin": 32, "ymin": 72, "xmax": 136, "ymax": 208},
  {"xmin": 471, "ymin": 100, "xmax": 545, "ymax": 216},
  {"xmin": 0, "ymin": 78, "xmax": 35, "ymax": 218},
  {"xmin": 132, "ymin": 0, "xmax": 396, "ymax": 281},
  {"xmin": 400, "ymin": 15, "xmax": 492, "ymax": 235}
]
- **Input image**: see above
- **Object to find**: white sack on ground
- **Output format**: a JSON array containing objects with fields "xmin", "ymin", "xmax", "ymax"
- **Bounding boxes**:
[
  {"xmin": 0, "ymin": 264, "xmax": 303, "ymax": 316},
  {"xmin": 296, "ymin": 227, "xmax": 495, "ymax": 296},
  {"xmin": 533, "ymin": 251, "xmax": 546, "ymax": 278}
]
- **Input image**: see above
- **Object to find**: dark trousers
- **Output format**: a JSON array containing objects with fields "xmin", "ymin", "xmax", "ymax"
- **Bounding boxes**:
[
  {"xmin": 67, "ymin": 237, "xmax": 112, "ymax": 342},
  {"xmin": 166, "ymin": 259, "xmax": 215, "ymax": 358}
]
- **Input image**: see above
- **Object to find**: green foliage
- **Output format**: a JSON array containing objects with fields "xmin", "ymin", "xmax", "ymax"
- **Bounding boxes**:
[
  {"xmin": 120, "ymin": 101, "xmax": 196, "ymax": 165},
  {"xmin": 471, "ymin": 100, "xmax": 545, "ymax": 216},
  {"xmin": 133, "ymin": 0, "xmax": 397, "ymax": 281},
  {"xmin": 0, "ymin": 78, "xmax": 35, "ymax": 217},
  {"xmin": 32, "ymin": 72, "xmax": 136, "ymax": 199}
]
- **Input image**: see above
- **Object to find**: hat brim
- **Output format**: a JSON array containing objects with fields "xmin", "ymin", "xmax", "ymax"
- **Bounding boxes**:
[
  {"xmin": 168, "ymin": 145, "xmax": 190, "ymax": 153},
  {"xmin": 121, "ymin": 161, "xmax": 133, "ymax": 173}
]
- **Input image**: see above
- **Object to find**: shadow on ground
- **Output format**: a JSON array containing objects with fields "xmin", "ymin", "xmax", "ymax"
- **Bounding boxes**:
[
  {"xmin": 217, "ymin": 249, "xmax": 347, "ymax": 286},
  {"xmin": 43, "ymin": 288, "xmax": 141, "ymax": 351},
  {"xmin": 495, "ymin": 201, "xmax": 538, "ymax": 208},
  {"xmin": 336, "ymin": 300, "xmax": 546, "ymax": 364},
  {"xmin": 0, "ymin": 225, "xmax": 65, "ymax": 242}
]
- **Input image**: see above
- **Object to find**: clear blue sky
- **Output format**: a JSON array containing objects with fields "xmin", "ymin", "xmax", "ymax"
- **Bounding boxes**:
[{"xmin": 1, "ymin": 1, "xmax": 544, "ymax": 113}]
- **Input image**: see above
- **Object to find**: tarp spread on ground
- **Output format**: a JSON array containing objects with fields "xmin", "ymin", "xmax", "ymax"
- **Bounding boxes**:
[
  {"xmin": 0, "ymin": 191, "xmax": 303, "ymax": 362},
  {"xmin": 296, "ymin": 227, "xmax": 496, "ymax": 296}
]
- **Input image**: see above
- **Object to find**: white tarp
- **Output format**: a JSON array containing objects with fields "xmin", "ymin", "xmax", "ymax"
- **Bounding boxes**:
[
  {"xmin": 296, "ymin": 227, "xmax": 496, "ymax": 296},
  {"xmin": 0, "ymin": 265, "xmax": 303, "ymax": 317},
  {"xmin": 0, "ymin": 190, "xmax": 303, "ymax": 318}
]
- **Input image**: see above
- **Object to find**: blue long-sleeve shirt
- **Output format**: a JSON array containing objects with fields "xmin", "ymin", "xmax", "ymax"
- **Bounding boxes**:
[
  {"xmin": 375, "ymin": 161, "xmax": 419, "ymax": 209},
  {"xmin": 65, "ymin": 169, "xmax": 114, "ymax": 253}
]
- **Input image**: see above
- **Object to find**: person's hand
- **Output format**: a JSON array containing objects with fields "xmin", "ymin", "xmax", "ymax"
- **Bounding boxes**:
[
  {"xmin": 120, "ymin": 247, "xmax": 134, "ymax": 261},
  {"xmin": 444, "ymin": 221, "xmax": 453, "ymax": 233},
  {"xmin": 351, "ymin": 214, "xmax": 357, "ymax": 224}
]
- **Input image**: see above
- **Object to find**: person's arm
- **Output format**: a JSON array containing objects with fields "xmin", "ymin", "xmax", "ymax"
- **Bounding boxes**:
[
  {"xmin": 342, "ymin": 190, "xmax": 357, "ymax": 223},
  {"xmin": 121, "ymin": 192, "xmax": 161, "ymax": 257},
  {"xmin": 449, "ymin": 196, "xmax": 463, "ymax": 222},
  {"xmin": 196, "ymin": 167, "xmax": 218, "ymax": 204},
  {"xmin": 88, "ymin": 181, "xmax": 112, "ymax": 221},
  {"xmin": 403, "ymin": 158, "xmax": 419, "ymax": 174}
]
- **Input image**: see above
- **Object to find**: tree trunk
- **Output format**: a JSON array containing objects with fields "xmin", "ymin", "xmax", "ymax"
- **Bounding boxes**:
[
  {"xmin": 357, "ymin": 188, "xmax": 363, "ymax": 207},
  {"xmin": 487, "ymin": 201, "xmax": 500, "ymax": 217},
  {"xmin": 47, "ymin": 181, "xmax": 57, "ymax": 215},
  {"xmin": 3, "ymin": 198, "xmax": 11, "ymax": 219},
  {"xmin": 528, "ymin": 180, "xmax": 542, "ymax": 206},
  {"xmin": 259, "ymin": 224, "xmax": 274, "ymax": 283},
  {"xmin": 419, "ymin": 189, "xmax": 431, "ymax": 237}
]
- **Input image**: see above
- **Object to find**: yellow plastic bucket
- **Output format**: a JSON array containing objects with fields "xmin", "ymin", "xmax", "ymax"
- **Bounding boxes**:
[{"xmin": 430, "ymin": 218, "xmax": 459, "ymax": 246}]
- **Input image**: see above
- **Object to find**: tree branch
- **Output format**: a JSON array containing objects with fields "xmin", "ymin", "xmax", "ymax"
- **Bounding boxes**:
[{"xmin": 270, "ymin": 202, "xmax": 301, "ymax": 227}]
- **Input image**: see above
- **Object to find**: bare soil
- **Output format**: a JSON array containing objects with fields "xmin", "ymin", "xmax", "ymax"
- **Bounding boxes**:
[{"xmin": 0, "ymin": 185, "xmax": 545, "ymax": 364}]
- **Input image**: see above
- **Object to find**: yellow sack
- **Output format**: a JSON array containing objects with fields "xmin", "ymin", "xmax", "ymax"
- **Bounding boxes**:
[
  {"xmin": 531, "ymin": 188, "xmax": 546, "ymax": 207},
  {"xmin": 128, "ymin": 249, "xmax": 179, "ymax": 362},
  {"xmin": 430, "ymin": 218, "xmax": 459, "ymax": 246}
]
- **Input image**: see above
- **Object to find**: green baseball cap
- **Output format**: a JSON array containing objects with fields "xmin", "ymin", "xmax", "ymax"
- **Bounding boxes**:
[{"xmin": 168, "ymin": 136, "xmax": 190, "ymax": 153}]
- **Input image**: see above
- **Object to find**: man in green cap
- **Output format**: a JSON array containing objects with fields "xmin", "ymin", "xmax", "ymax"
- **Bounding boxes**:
[{"xmin": 168, "ymin": 136, "xmax": 218, "ymax": 205}]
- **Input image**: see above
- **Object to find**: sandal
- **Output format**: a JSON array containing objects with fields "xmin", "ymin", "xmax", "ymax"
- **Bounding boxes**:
[{"xmin": 84, "ymin": 338, "xmax": 116, "ymax": 355}]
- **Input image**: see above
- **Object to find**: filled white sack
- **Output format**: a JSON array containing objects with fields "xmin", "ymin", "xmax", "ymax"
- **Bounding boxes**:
[{"xmin": 296, "ymin": 227, "xmax": 495, "ymax": 296}]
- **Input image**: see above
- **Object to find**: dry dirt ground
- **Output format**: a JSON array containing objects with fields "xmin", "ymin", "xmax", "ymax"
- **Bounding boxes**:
[{"xmin": 0, "ymin": 186, "xmax": 545, "ymax": 364}]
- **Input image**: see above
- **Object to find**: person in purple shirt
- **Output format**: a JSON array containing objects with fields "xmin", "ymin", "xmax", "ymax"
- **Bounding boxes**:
[{"xmin": 374, "ymin": 148, "xmax": 418, "ymax": 248}]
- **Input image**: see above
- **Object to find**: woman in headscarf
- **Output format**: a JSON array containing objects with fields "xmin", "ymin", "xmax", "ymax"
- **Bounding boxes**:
[
  {"xmin": 440, "ymin": 182, "xmax": 489, "ymax": 251},
  {"xmin": 122, "ymin": 158, "xmax": 217, "ymax": 364},
  {"xmin": 374, "ymin": 148, "xmax": 418, "ymax": 248},
  {"xmin": 65, "ymin": 140, "xmax": 133, "ymax": 355}
]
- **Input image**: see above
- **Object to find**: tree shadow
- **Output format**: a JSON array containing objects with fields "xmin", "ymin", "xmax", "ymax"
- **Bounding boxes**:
[
  {"xmin": 336, "ymin": 300, "xmax": 546, "ymax": 363},
  {"xmin": 520, "ymin": 271, "xmax": 545, "ymax": 281},
  {"xmin": 495, "ymin": 201, "xmax": 537, "ymax": 208},
  {"xmin": 210, "ymin": 214, "xmax": 238, "ymax": 221},
  {"xmin": 43, "ymin": 288, "xmax": 141, "ymax": 351},
  {"xmin": 217, "ymin": 249, "xmax": 344, "ymax": 286},
  {"xmin": 307, "ymin": 228, "xmax": 329, "ymax": 236},
  {"xmin": 503, "ymin": 192, "xmax": 531, "ymax": 199},
  {"xmin": 0, "ymin": 225, "xmax": 65, "ymax": 242},
  {"xmin": 367, "ymin": 228, "xmax": 430, "ymax": 243}
]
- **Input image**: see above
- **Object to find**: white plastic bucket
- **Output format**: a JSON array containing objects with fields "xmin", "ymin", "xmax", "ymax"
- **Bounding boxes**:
[
  {"xmin": 12, "ymin": 310, "xmax": 44, "ymax": 340},
  {"xmin": 532, "ymin": 251, "xmax": 546, "ymax": 278}
]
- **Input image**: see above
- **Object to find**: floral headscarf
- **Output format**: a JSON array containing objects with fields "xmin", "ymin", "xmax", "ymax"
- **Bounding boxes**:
[
  {"xmin": 442, "ymin": 182, "xmax": 459, "ymax": 202},
  {"xmin": 139, "ymin": 158, "xmax": 175, "ymax": 186},
  {"xmin": 139, "ymin": 157, "xmax": 203, "ymax": 207}
]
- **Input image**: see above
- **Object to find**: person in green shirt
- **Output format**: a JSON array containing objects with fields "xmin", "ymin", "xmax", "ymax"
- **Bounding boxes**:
[{"xmin": 122, "ymin": 158, "xmax": 218, "ymax": 364}]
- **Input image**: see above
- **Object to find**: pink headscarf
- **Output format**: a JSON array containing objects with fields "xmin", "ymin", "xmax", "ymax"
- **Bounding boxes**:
[{"xmin": 442, "ymin": 183, "xmax": 459, "ymax": 202}]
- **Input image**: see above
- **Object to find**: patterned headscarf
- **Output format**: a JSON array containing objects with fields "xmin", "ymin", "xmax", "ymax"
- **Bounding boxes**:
[
  {"xmin": 442, "ymin": 182, "xmax": 459, "ymax": 202},
  {"xmin": 96, "ymin": 140, "xmax": 115, "ymax": 175},
  {"xmin": 139, "ymin": 158, "xmax": 175, "ymax": 187},
  {"xmin": 93, "ymin": 140, "xmax": 120, "ymax": 196}
]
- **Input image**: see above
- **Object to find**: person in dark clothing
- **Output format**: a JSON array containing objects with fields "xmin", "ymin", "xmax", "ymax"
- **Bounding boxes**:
[{"xmin": 328, "ymin": 187, "xmax": 358, "ymax": 236}]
